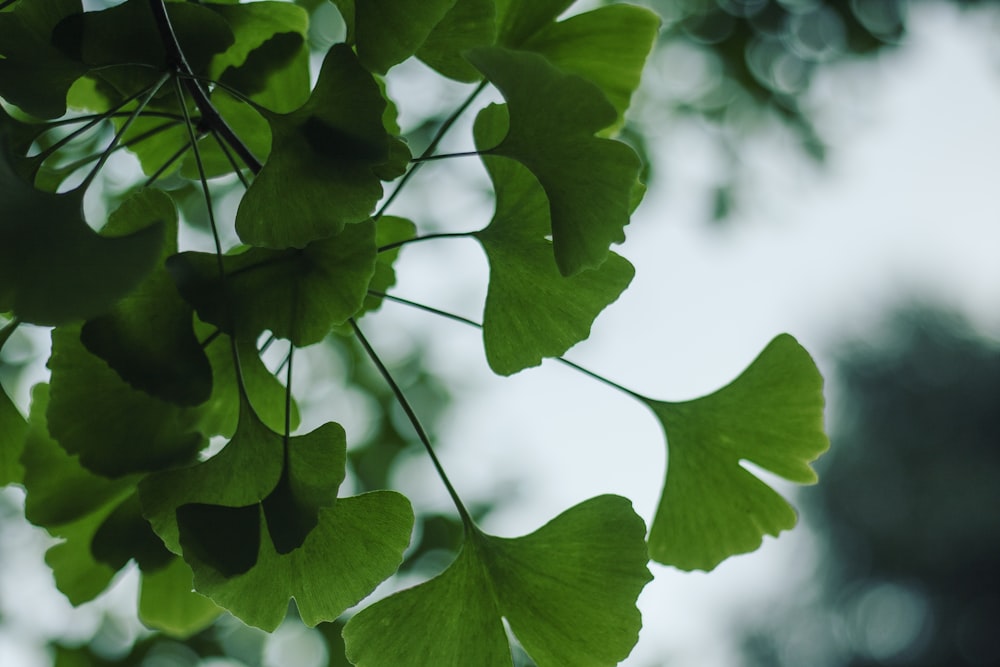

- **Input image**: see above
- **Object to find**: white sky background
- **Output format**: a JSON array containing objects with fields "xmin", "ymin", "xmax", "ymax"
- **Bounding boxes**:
[{"xmin": 3, "ymin": 2, "xmax": 1000, "ymax": 666}]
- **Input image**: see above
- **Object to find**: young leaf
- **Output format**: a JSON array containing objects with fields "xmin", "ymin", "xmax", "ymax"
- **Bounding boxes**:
[
  {"xmin": 331, "ymin": 0, "xmax": 456, "ymax": 74},
  {"xmin": 0, "ymin": 151, "xmax": 164, "ymax": 326},
  {"xmin": 235, "ymin": 45, "xmax": 391, "ymax": 248},
  {"xmin": 139, "ymin": 556, "xmax": 222, "ymax": 638},
  {"xmin": 643, "ymin": 334, "xmax": 829, "ymax": 571},
  {"xmin": 343, "ymin": 495, "xmax": 652, "ymax": 667},
  {"xmin": 417, "ymin": 0, "xmax": 497, "ymax": 81},
  {"xmin": 169, "ymin": 220, "xmax": 377, "ymax": 346},
  {"xmin": 473, "ymin": 104, "xmax": 634, "ymax": 375},
  {"xmin": 47, "ymin": 325, "xmax": 205, "ymax": 478},
  {"xmin": 468, "ymin": 47, "xmax": 641, "ymax": 276},
  {"xmin": 0, "ymin": 0, "xmax": 88, "ymax": 119},
  {"xmin": 81, "ymin": 188, "xmax": 212, "ymax": 407}
]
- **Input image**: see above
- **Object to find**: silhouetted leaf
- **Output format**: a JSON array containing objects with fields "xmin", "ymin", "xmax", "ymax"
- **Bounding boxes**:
[
  {"xmin": 644, "ymin": 334, "xmax": 829, "ymax": 570},
  {"xmin": 344, "ymin": 495, "xmax": 651, "ymax": 666},
  {"xmin": 473, "ymin": 104, "xmax": 633, "ymax": 374}
]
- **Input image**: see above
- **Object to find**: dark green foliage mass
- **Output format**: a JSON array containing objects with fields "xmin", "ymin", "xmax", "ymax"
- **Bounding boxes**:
[{"xmin": 0, "ymin": 0, "xmax": 829, "ymax": 664}]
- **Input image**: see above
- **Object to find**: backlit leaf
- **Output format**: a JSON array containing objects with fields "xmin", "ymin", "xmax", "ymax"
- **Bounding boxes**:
[
  {"xmin": 643, "ymin": 334, "xmax": 829, "ymax": 570},
  {"xmin": 473, "ymin": 104, "xmax": 633, "ymax": 374},
  {"xmin": 468, "ymin": 47, "xmax": 641, "ymax": 276},
  {"xmin": 139, "ymin": 556, "xmax": 222, "ymax": 638},
  {"xmin": 344, "ymin": 495, "xmax": 651, "ymax": 667},
  {"xmin": 417, "ymin": 0, "xmax": 496, "ymax": 81},
  {"xmin": 494, "ymin": 0, "xmax": 573, "ymax": 47}
]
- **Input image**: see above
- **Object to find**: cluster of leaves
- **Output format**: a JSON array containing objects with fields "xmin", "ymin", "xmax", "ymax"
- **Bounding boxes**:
[{"xmin": 0, "ymin": 0, "xmax": 829, "ymax": 664}]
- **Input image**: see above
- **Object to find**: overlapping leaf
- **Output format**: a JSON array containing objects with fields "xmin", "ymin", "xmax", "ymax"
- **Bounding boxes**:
[
  {"xmin": 81, "ymin": 189, "xmax": 212, "ymax": 406},
  {"xmin": 331, "ymin": 0, "xmax": 456, "ymax": 74},
  {"xmin": 0, "ymin": 150, "xmax": 164, "ymax": 326},
  {"xmin": 169, "ymin": 220, "xmax": 376, "ymax": 346},
  {"xmin": 235, "ymin": 45, "xmax": 392, "ymax": 248},
  {"xmin": 138, "ymin": 556, "xmax": 222, "ymax": 638},
  {"xmin": 468, "ymin": 47, "xmax": 641, "ymax": 276},
  {"xmin": 643, "ymin": 334, "xmax": 829, "ymax": 570},
  {"xmin": 473, "ymin": 104, "xmax": 633, "ymax": 374},
  {"xmin": 344, "ymin": 495, "xmax": 651, "ymax": 667},
  {"xmin": 47, "ymin": 325, "xmax": 204, "ymax": 478},
  {"xmin": 417, "ymin": 0, "xmax": 497, "ymax": 81}
]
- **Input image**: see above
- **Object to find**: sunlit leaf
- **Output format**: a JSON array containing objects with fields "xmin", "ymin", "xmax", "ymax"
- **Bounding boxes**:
[
  {"xmin": 643, "ymin": 334, "xmax": 829, "ymax": 570},
  {"xmin": 0, "ymin": 0, "xmax": 87, "ymax": 119},
  {"xmin": 236, "ymin": 45, "xmax": 391, "ymax": 248},
  {"xmin": 139, "ymin": 556, "xmax": 222, "ymax": 638},
  {"xmin": 81, "ymin": 189, "xmax": 212, "ymax": 407},
  {"xmin": 169, "ymin": 221, "xmax": 376, "ymax": 346},
  {"xmin": 47, "ymin": 325, "xmax": 204, "ymax": 477},
  {"xmin": 417, "ymin": 0, "xmax": 496, "ymax": 81},
  {"xmin": 331, "ymin": 0, "xmax": 456, "ymax": 74},
  {"xmin": 0, "ymin": 151, "xmax": 164, "ymax": 326},
  {"xmin": 344, "ymin": 495, "xmax": 651, "ymax": 666},
  {"xmin": 473, "ymin": 104, "xmax": 633, "ymax": 374},
  {"xmin": 468, "ymin": 47, "xmax": 641, "ymax": 276}
]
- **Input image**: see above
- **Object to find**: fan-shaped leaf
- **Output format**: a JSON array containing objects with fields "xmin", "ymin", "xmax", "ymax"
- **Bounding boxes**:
[
  {"xmin": 643, "ymin": 334, "xmax": 829, "ymax": 570},
  {"xmin": 344, "ymin": 495, "xmax": 651, "ymax": 667},
  {"xmin": 468, "ymin": 47, "xmax": 641, "ymax": 276},
  {"xmin": 139, "ymin": 556, "xmax": 222, "ymax": 638},
  {"xmin": 417, "ymin": 0, "xmax": 496, "ymax": 81},
  {"xmin": 473, "ymin": 104, "xmax": 633, "ymax": 374}
]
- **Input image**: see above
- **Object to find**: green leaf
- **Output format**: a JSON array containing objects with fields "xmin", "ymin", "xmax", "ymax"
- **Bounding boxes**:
[
  {"xmin": 91, "ymin": 492, "xmax": 173, "ymax": 572},
  {"xmin": 417, "ymin": 0, "xmax": 497, "ymax": 81},
  {"xmin": 0, "ymin": 0, "xmax": 87, "ymax": 119},
  {"xmin": 344, "ymin": 495, "xmax": 651, "ymax": 667},
  {"xmin": 521, "ymin": 5, "xmax": 660, "ymax": 130},
  {"xmin": 236, "ymin": 45, "xmax": 391, "ymax": 248},
  {"xmin": 206, "ymin": 1, "xmax": 309, "ymax": 78},
  {"xmin": 139, "ymin": 556, "xmax": 222, "ymax": 638},
  {"xmin": 468, "ymin": 47, "xmax": 641, "ymax": 276},
  {"xmin": 330, "ymin": 0, "xmax": 456, "ymax": 74},
  {"xmin": 47, "ymin": 325, "xmax": 205, "ymax": 477},
  {"xmin": 494, "ymin": 0, "xmax": 573, "ymax": 47},
  {"xmin": 473, "ymin": 104, "xmax": 634, "ymax": 375},
  {"xmin": 169, "ymin": 221, "xmax": 377, "ymax": 346},
  {"xmin": 0, "ymin": 323, "xmax": 26, "ymax": 483},
  {"xmin": 643, "ymin": 334, "xmax": 829, "ymax": 571},
  {"xmin": 0, "ymin": 151, "xmax": 165, "ymax": 326},
  {"xmin": 80, "ymin": 189, "xmax": 212, "ymax": 406},
  {"xmin": 361, "ymin": 215, "xmax": 416, "ymax": 314},
  {"xmin": 181, "ymin": 90, "xmax": 273, "ymax": 178}
]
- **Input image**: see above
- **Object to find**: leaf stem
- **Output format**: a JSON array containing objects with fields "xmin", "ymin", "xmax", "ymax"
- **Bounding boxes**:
[
  {"xmin": 350, "ymin": 318, "xmax": 473, "ymax": 526},
  {"xmin": 370, "ymin": 291, "xmax": 644, "ymax": 400},
  {"xmin": 377, "ymin": 231, "xmax": 474, "ymax": 253},
  {"xmin": 374, "ymin": 80, "xmax": 488, "ymax": 220},
  {"xmin": 148, "ymin": 0, "xmax": 263, "ymax": 175}
]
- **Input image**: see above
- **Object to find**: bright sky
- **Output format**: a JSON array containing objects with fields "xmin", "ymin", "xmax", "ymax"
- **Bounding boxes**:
[{"xmin": 3, "ymin": 3, "xmax": 1000, "ymax": 667}]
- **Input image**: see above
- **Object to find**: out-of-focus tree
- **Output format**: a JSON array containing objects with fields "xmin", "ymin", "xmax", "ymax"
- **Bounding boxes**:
[{"xmin": 740, "ymin": 306, "xmax": 1000, "ymax": 666}]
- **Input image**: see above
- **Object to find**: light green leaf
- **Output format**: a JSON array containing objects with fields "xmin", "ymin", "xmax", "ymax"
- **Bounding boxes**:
[
  {"xmin": 330, "ymin": 0, "xmax": 456, "ymax": 74},
  {"xmin": 179, "ymin": 90, "xmax": 273, "ymax": 179},
  {"xmin": 494, "ymin": 0, "xmax": 573, "ymax": 47},
  {"xmin": 468, "ymin": 47, "xmax": 641, "ymax": 276},
  {"xmin": 169, "ymin": 221, "xmax": 376, "ymax": 346},
  {"xmin": 344, "ymin": 495, "xmax": 651, "ymax": 667},
  {"xmin": 47, "ymin": 325, "xmax": 205, "ymax": 478},
  {"xmin": 139, "ymin": 556, "xmax": 222, "ymax": 638},
  {"xmin": 236, "ymin": 45, "xmax": 391, "ymax": 248},
  {"xmin": 643, "ymin": 334, "xmax": 829, "ymax": 571},
  {"xmin": 417, "ymin": 0, "xmax": 496, "ymax": 81},
  {"xmin": 0, "ymin": 151, "xmax": 164, "ymax": 326},
  {"xmin": 473, "ymin": 104, "xmax": 634, "ymax": 375},
  {"xmin": 522, "ymin": 5, "xmax": 660, "ymax": 129},
  {"xmin": 207, "ymin": 1, "xmax": 309, "ymax": 78},
  {"xmin": 80, "ymin": 189, "xmax": 212, "ymax": 407}
]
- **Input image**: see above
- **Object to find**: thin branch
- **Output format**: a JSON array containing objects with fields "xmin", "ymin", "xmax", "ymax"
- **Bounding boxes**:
[
  {"xmin": 149, "ymin": 0, "xmax": 263, "ymax": 175},
  {"xmin": 371, "ymin": 291, "xmax": 644, "ymax": 400},
  {"xmin": 350, "ymin": 318, "xmax": 474, "ymax": 526},
  {"xmin": 377, "ymin": 231, "xmax": 474, "ymax": 253}
]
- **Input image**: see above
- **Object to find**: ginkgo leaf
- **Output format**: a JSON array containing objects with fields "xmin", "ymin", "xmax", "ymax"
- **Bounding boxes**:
[
  {"xmin": 139, "ymin": 556, "xmax": 222, "ymax": 638},
  {"xmin": 81, "ymin": 189, "xmax": 212, "ymax": 407},
  {"xmin": 0, "ymin": 383, "xmax": 25, "ymax": 486},
  {"xmin": 468, "ymin": 47, "xmax": 641, "ymax": 276},
  {"xmin": 522, "ymin": 5, "xmax": 660, "ymax": 129},
  {"xmin": 643, "ymin": 334, "xmax": 829, "ymax": 571},
  {"xmin": 331, "ymin": 0, "xmax": 456, "ymax": 74},
  {"xmin": 168, "ymin": 220, "xmax": 376, "ymax": 346},
  {"xmin": 206, "ymin": 1, "xmax": 308, "ymax": 79},
  {"xmin": 417, "ymin": 0, "xmax": 496, "ymax": 81},
  {"xmin": 0, "ymin": 150, "xmax": 164, "ymax": 326},
  {"xmin": 473, "ymin": 104, "xmax": 633, "ymax": 375},
  {"xmin": 494, "ymin": 0, "xmax": 574, "ymax": 47},
  {"xmin": 343, "ymin": 495, "xmax": 651, "ymax": 667},
  {"xmin": 0, "ymin": 0, "xmax": 88, "ymax": 119},
  {"xmin": 47, "ymin": 325, "xmax": 205, "ymax": 478},
  {"xmin": 361, "ymin": 215, "xmax": 416, "ymax": 314},
  {"xmin": 91, "ymin": 492, "xmax": 173, "ymax": 572},
  {"xmin": 235, "ymin": 45, "xmax": 391, "ymax": 248}
]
